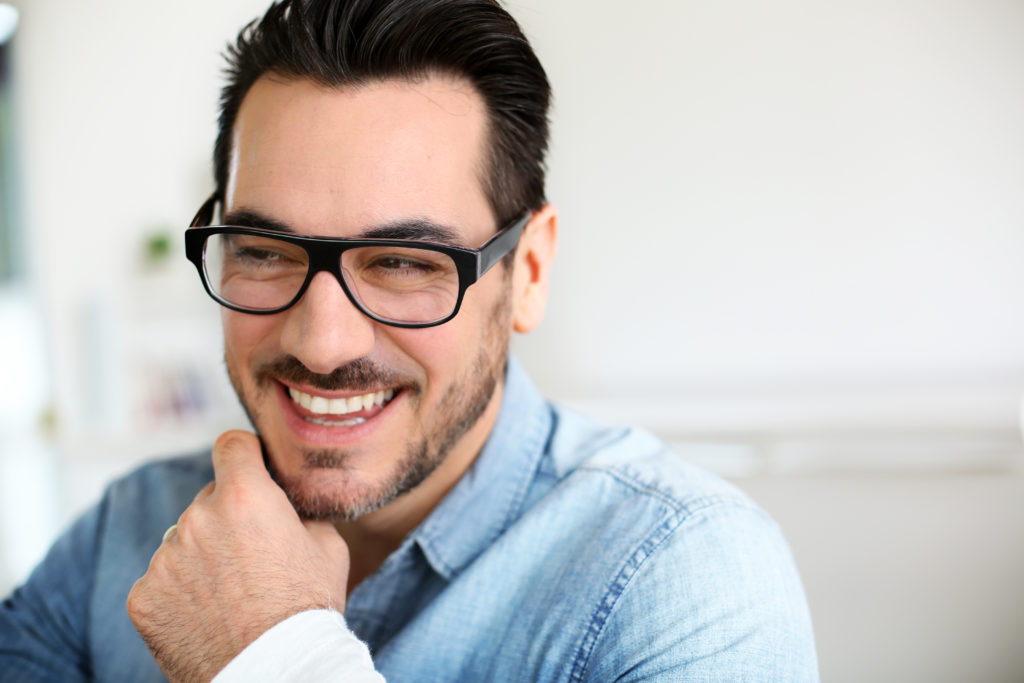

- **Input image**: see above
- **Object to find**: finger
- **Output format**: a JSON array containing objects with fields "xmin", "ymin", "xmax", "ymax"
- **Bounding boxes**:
[
  {"xmin": 302, "ymin": 520, "xmax": 349, "ymax": 557},
  {"xmin": 162, "ymin": 524, "xmax": 179, "ymax": 544},
  {"xmin": 302, "ymin": 521, "xmax": 350, "ymax": 610},
  {"xmin": 192, "ymin": 480, "xmax": 216, "ymax": 503},
  {"xmin": 211, "ymin": 430, "xmax": 268, "ymax": 488}
]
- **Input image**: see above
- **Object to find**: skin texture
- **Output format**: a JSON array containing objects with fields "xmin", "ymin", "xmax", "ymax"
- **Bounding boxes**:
[
  {"xmin": 127, "ymin": 431, "xmax": 351, "ymax": 682},
  {"xmin": 127, "ymin": 75, "xmax": 557, "ymax": 681}
]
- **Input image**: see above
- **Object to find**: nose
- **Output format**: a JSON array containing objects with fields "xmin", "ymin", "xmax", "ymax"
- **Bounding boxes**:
[{"xmin": 279, "ymin": 270, "xmax": 376, "ymax": 374}]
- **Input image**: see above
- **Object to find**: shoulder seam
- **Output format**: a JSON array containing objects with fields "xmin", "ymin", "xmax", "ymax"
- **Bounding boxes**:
[{"xmin": 575, "ymin": 461, "xmax": 761, "ymax": 520}]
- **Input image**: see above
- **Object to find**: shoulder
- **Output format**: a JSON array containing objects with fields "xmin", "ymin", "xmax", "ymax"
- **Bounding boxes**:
[
  {"xmin": 103, "ymin": 451, "xmax": 214, "ymax": 514},
  {"xmin": 89, "ymin": 452, "xmax": 213, "ymax": 599},
  {"xmin": 109, "ymin": 450, "xmax": 214, "ymax": 492},
  {"xmin": 541, "ymin": 409, "xmax": 819, "ymax": 680},
  {"xmin": 97, "ymin": 450, "xmax": 214, "ymax": 551},
  {"xmin": 93, "ymin": 451, "xmax": 216, "ymax": 679},
  {"xmin": 547, "ymin": 406, "xmax": 757, "ymax": 519},
  {"xmin": 0, "ymin": 451, "xmax": 215, "ymax": 681},
  {"xmin": 545, "ymin": 411, "xmax": 780, "ymax": 586}
]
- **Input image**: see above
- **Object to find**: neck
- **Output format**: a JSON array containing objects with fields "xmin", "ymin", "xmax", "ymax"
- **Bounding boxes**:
[{"xmin": 336, "ymin": 379, "xmax": 505, "ymax": 593}]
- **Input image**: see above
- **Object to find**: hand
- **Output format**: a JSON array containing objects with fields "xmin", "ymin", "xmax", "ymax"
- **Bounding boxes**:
[{"xmin": 127, "ymin": 430, "xmax": 350, "ymax": 682}]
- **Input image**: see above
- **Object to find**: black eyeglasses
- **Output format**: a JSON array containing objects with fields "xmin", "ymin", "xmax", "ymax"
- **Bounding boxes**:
[{"xmin": 184, "ymin": 195, "xmax": 529, "ymax": 328}]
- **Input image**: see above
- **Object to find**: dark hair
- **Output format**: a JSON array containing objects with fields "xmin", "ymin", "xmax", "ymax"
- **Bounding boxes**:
[{"xmin": 214, "ymin": 0, "xmax": 551, "ymax": 227}]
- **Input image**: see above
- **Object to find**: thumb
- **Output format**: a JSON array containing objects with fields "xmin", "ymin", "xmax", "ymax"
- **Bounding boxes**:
[{"xmin": 211, "ymin": 430, "xmax": 268, "ymax": 488}]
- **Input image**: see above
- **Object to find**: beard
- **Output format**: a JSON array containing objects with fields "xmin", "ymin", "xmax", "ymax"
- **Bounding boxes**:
[{"xmin": 225, "ymin": 291, "xmax": 512, "ymax": 522}]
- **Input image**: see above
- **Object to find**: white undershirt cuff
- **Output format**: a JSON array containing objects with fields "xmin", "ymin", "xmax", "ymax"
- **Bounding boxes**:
[{"xmin": 213, "ymin": 609, "xmax": 385, "ymax": 682}]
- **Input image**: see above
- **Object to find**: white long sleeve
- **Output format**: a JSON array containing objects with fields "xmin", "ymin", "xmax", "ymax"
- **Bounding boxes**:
[{"xmin": 213, "ymin": 609, "xmax": 386, "ymax": 682}]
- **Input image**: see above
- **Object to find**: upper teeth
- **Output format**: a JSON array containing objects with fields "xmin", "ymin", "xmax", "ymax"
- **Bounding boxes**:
[{"xmin": 288, "ymin": 387, "xmax": 395, "ymax": 415}]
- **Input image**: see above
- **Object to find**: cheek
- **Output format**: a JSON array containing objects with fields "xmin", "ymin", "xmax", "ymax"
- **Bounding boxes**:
[
  {"xmin": 385, "ymin": 316, "xmax": 485, "ymax": 398},
  {"xmin": 222, "ymin": 310, "xmax": 281, "ymax": 364},
  {"xmin": 387, "ymin": 326, "xmax": 459, "ymax": 376},
  {"xmin": 388, "ymin": 279, "xmax": 510, "ymax": 373}
]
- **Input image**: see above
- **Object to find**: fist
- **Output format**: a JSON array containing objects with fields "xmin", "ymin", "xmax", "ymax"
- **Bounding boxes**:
[{"xmin": 127, "ymin": 431, "xmax": 350, "ymax": 682}]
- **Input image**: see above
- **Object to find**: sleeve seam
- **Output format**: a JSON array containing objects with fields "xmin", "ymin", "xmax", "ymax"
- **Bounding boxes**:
[
  {"xmin": 567, "ymin": 507, "xmax": 689, "ymax": 682},
  {"xmin": 567, "ymin": 496, "xmax": 776, "ymax": 682}
]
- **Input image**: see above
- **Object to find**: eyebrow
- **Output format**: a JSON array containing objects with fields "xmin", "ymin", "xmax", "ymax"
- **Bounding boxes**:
[
  {"xmin": 360, "ymin": 220, "xmax": 463, "ymax": 245},
  {"xmin": 222, "ymin": 210, "xmax": 293, "ymax": 233},
  {"xmin": 222, "ymin": 209, "xmax": 466, "ymax": 246}
]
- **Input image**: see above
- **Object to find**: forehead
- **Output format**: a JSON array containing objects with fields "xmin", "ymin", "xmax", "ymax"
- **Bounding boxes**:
[{"xmin": 227, "ymin": 74, "xmax": 493, "ymax": 241}]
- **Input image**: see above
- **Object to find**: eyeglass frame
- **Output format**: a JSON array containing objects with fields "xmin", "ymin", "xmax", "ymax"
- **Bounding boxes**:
[{"xmin": 184, "ymin": 194, "xmax": 531, "ymax": 329}]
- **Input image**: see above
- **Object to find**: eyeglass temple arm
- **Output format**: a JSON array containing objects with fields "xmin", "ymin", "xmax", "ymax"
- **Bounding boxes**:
[
  {"xmin": 190, "ymin": 194, "xmax": 219, "ymax": 228},
  {"xmin": 476, "ymin": 212, "xmax": 530, "ymax": 278}
]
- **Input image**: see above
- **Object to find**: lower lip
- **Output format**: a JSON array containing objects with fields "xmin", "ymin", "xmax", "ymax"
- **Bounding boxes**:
[{"xmin": 274, "ymin": 383, "xmax": 401, "ymax": 447}]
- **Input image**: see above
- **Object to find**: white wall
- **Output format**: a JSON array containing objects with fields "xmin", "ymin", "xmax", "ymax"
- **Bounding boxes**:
[
  {"xmin": 3, "ymin": 0, "xmax": 1023, "ymax": 680},
  {"xmin": 745, "ymin": 472, "xmax": 1024, "ymax": 683},
  {"xmin": 516, "ymin": 0, "xmax": 1024, "ymax": 398}
]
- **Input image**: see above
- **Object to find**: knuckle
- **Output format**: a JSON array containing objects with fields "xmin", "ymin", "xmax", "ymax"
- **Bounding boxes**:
[
  {"xmin": 176, "ymin": 506, "xmax": 200, "ymax": 535},
  {"xmin": 146, "ymin": 546, "xmax": 173, "ymax": 579},
  {"xmin": 126, "ymin": 579, "xmax": 150, "ymax": 620},
  {"xmin": 192, "ymin": 480, "xmax": 216, "ymax": 502},
  {"xmin": 219, "ymin": 480, "xmax": 260, "ymax": 513},
  {"xmin": 176, "ymin": 502, "xmax": 221, "ymax": 540}
]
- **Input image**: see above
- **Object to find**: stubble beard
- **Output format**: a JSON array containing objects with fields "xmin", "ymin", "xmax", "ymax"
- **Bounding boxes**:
[{"xmin": 225, "ymin": 293, "xmax": 512, "ymax": 522}]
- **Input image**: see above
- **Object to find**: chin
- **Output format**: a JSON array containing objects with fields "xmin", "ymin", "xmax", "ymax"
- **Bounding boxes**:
[
  {"xmin": 279, "ymin": 470, "xmax": 384, "ymax": 522},
  {"xmin": 263, "ymin": 436, "xmax": 440, "ymax": 521}
]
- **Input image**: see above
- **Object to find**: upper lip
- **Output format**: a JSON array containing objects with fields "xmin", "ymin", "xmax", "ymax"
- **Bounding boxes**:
[{"xmin": 278, "ymin": 380, "xmax": 395, "ymax": 400}]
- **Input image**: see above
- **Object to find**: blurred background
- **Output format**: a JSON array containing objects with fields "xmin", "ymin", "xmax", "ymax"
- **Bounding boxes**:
[{"xmin": 1, "ymin": 0, "xmax": 1022, "ymax": 680}]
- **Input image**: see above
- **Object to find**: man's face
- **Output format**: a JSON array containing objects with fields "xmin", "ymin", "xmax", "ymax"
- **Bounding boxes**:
[{"xmin": 222, "ymin": 75, "xmax": 512, "ymax": 521}]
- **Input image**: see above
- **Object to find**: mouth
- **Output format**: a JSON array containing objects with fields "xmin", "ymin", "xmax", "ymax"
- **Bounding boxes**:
[{"xmin": 284, "ymin": 385, "xmax": 398, "ymax": 427}]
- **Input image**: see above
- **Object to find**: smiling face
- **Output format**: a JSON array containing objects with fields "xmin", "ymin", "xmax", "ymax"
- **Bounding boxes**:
[{"xmin": 222, "ymin": 74, "xmax": 516, "ymax": 521}]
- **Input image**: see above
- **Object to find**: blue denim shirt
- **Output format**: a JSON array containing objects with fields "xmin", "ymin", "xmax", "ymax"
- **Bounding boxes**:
[{"xmin": 1, "ymin": 358, "xmax": 818, "ymax": 681}]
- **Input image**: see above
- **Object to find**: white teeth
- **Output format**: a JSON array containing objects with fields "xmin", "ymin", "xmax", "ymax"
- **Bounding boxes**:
[
  {"xmin": 307, "ymin": 416, "xmax": 366, "ymax": 427},
  {"xmin": 288, "ymin": 387, "xmax": 396, "ymax": 416},
  {"xmin": 289, "ymin": 387, "xmax": 314, "ymax": 410}
]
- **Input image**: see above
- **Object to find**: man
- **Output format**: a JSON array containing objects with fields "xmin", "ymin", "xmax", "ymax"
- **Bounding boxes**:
[{"xmin": 0, "ymin": 0, "xmax": 818, "ymax": 680}]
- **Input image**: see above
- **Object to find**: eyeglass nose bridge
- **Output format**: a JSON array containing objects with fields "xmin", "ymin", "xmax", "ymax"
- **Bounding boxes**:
[{"xmin": 289, "ymin": 243, "xmax": 370, "ymax": 317}]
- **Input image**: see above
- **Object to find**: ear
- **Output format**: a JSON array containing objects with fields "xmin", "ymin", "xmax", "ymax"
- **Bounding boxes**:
[{"xmin": 511, "ymin": 205, "xmax": 558, "ymax": 334}]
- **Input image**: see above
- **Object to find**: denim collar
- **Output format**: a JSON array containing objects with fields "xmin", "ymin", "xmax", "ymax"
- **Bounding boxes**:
[{"xmin": 410, "ymin": 355, "xmax": 552, "ymax": 581}]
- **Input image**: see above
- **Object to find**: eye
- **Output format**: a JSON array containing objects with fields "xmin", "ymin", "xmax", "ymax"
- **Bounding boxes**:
[
  {"xmin": 345, "ymin": 246, "xmax": 457, "ymax": 291},
  {"xmin": 369, "ymin": 255, "xmax": 438, "ymax": 273},
  {"xmin": 221, "ymin": 235, "xmax": 306, "ymax": 271},
  {"xmin": 236, "ymin": 246, "xmax": 287, "ymax": 263}
]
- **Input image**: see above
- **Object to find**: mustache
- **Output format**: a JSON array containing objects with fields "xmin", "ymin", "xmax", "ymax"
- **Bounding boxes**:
[{"xmin": 254, "ymin": 355, "xmax": 414, "ymax": 392}]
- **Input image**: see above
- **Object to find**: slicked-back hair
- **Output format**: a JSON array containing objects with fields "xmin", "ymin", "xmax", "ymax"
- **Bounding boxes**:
[{"xmin": 214, "ymin": 0, "xmax": 551, "ymax": 228}]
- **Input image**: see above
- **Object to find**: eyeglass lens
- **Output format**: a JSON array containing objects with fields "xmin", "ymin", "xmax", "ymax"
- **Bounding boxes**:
[{"xmin": 202, "ymin": 232, "xmax": 461, "ymax": 324}]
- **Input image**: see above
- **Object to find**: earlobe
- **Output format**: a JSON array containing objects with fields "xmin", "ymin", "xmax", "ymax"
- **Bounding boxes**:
[{"xmin": 512, "ymin": 205, "xmax": 558, "ymax": 334}]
